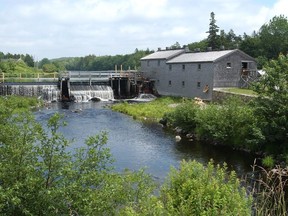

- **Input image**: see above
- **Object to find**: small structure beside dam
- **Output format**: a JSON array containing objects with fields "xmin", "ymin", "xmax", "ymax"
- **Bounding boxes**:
[{"xmin": 0, "ymin": 70, "xmax": 148, "ymax": 102}]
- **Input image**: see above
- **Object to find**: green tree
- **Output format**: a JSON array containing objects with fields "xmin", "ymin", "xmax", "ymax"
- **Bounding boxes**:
[
  {"xmin": 239, "ymin": 31, "xmax": 261, "ymax": 58},
  {"xmin": 170, "ymin": 41, "xmax": 181, "ymax": 49},
  {"xmin": 206, "ymin": 12, "xmax": 220, "ymax": 50},
  {"xmin": 188, "ymin": 39, "xmax": 208, "ymax": 52},
  {"xmin": 39, "ymin": 58, "xmax": 50, "ymax": 68},
  {"xmin": 253, "ymin": 54, "xmax": 288, "ymax": 155},
  {"xmin": 23, "ymin": 54, "xmax": 34, "ymax": 67},
  {"xmin": 259, "ymin": 15, "xmax": 288, "ymax": 59},
  {"xmin": 42, "ymin": 63, "xmax": 57, "ymax": 72}
]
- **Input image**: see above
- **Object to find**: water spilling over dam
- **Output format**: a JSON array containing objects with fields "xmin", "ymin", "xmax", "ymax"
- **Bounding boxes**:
[
  {"xmin": 0, "ymin": 70, "xmax": 150, "ymax": 102},
  {"xmin": 0, "ymin": 83, "xmax": 114, "ymax": 102}
]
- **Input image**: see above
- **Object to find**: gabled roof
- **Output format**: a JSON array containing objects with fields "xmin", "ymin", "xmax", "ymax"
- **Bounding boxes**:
[
  {"xmin": 166, "ymin": 49, "xmax": 255, "ymax": 64},
  {"xmin": 141, "ymin": 49, "xmax": 185, "ymax": 60}
]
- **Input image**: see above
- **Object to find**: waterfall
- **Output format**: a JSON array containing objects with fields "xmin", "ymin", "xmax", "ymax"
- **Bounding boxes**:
[
  {"xmin": 0, "ymin": 84, "xmax": 114, "ymax": 103},
  {"xmin": 0, "ymin": 85, "xmax": 60, "ymax": 102},
  {"xmin": 70, "ymin": 85, "xmax": 114, "ymax": 102}
]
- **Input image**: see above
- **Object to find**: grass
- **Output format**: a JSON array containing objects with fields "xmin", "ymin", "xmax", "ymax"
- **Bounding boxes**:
[
  {"xmin": 111, "ymin": 96, "xmax": 184, "ymax": 121},
  {"xmin": 219, "ymin": 87, "xmax": 257, "ymax": 96}
]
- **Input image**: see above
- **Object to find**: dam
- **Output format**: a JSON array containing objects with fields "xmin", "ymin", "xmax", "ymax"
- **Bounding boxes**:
[{"xmin": 0, "ymin": 70, "xmax": 146, "ymax": 102}]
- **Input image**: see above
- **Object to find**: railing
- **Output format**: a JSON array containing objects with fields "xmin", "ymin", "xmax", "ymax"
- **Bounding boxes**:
[
  {"xmin": 0, "ymin": 70, "xmax": 143, "ymax": 84},
  {"xmin": 0, "ymin": 72, "xmax": 58, "ymax": 83},
  {"xmin": 240, "ymin": 69, "xmax": 259, "ymax": 88},
  {"xmin": 63, "ymin": 70, "xmax": 142, "ymax": 82}
]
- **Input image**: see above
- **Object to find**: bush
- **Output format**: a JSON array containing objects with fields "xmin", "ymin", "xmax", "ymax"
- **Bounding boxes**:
[
  {"xmin": 120, "ymin": 160, "xmax": 252, "ymax": 215},
  {"xmin": 164, "ymin": 101, "xmax": 199, "ymax": 132},
  {"xmin": 195, "ymin": 97, "xmax": 264, "ymax": 151}
]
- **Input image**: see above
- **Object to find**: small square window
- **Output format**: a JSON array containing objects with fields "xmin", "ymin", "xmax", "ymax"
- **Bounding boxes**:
[
  {"xmin": 147, "ymin": 61, "xmax": 150, "ymax": 66},
  {"xmin": 227, "ymin": 62, "xmax": 231, "ymax": 68},
  {"xmin": 182, "ymin": 64, "xmax": 185, "ymax": 70},
  {"xmin": 169, "ymin": 65, "xmax": 172, "ymax": 70},
  {"xmin": 197, "ymin": 82, "xmax": 201, "ymax": 88},
  {"xmin": 182, "ymin": 81, "xmax": 185, "ymax": 87},
  {"xmin": 198, "ymin": 64, "xmax": 201, "ymax": 70},
  {"xmin": 169, "ymin": 80, "xmax": 172, "ymax": 86}
]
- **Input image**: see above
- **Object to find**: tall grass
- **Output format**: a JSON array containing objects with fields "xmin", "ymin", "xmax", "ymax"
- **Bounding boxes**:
[
  {"xmin": 248, "ymin": 163, "xmax": 288, "ymax": 216},
  {"xmin": 111, "ymin": 96, "xmax": 183, "ymax": 121}
]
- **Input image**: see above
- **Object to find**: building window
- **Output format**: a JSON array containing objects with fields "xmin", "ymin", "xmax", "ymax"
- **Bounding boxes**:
[
  {"xmin": 198, "ymin": 64, "xmax": 201, "ymax": 70},
  {"xmin": 182, "ymin": 81, "xmax": 185, "ymax": 87},
  {"xmin": 157, "ymin": 79, "xmax": 160, "ymax": 83},
  {"xmin": 182, "ymin": 64, "xmax": 185, "ymax": 70},
  {"xmin": 158, "ymin": 60, "xmax": 160, "ymax": 66},
  {"xmin": 169, "ymin": 64, "xmax": 172, "ymax": 71},
  {"xmin": 169, "ymin": 80, "xmax": 172, "ymax": 86},
  {"xmin": 147, "ymin": 61, "xmax": 150, "ymax": 66},
  {"xmin": 197, "ymin": 82, "xmax": 201, "ymax": 88},
  {"xmin": 227, "ymin": 62, "xmax": 231, "ymax": 68}
]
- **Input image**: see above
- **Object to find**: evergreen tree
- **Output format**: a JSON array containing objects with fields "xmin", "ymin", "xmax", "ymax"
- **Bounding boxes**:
[{"xmin": 206, "ymin": 12, "xmax": 220, "ymax": 50}]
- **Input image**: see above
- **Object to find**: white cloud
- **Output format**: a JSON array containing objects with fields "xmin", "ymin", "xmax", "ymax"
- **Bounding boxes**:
[{"xmin": 0, "ymin": 0, "xmax": 287, "ymax": 59}]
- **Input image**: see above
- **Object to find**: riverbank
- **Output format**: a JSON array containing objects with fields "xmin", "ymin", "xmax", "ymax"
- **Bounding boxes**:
[
  {"xmin": 111, "ymin": 96, "xmax": 184, "ymax": 121},
  {"xmin": 112, "ymin": 95, "xmax": 288, "ymax": 168}
]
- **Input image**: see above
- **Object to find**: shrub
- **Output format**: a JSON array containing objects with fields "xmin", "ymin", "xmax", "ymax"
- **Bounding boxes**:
[
  {"xmin": 164, "ymin": 101, "xmax": 199, "ymax": 132},
  {"xmin": 195, "ymin": 97, "xmax": 264, "ymax": 151},
  {"xmin": 160, "ymin": 160, "xmax": 252, "ymax": 215}
]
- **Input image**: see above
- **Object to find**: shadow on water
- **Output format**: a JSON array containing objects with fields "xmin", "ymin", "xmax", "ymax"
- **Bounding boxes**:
[{"xmin": 36, "ymin": 101, "xmax": 256, "ymax": 181}]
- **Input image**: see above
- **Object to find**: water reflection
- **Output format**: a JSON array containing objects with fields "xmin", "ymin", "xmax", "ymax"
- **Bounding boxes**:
[{"xmin": 36, "ymin": 102, "xmax": 256, "ymax": 180}]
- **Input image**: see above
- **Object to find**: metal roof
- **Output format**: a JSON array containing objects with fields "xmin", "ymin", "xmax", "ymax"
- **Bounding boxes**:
[
  {"xmin": 140, "ymin": 49, "xmax": 185, "ymax": 60},
  {"xmin": 166, "ymin": 50, "xmax": 236, "ymax": 63}
]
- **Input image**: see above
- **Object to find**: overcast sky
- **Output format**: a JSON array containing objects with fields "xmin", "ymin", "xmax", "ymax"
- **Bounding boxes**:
[{"xmin": 0, "ymin": 0, "xmax": 287, "ymax": 60}]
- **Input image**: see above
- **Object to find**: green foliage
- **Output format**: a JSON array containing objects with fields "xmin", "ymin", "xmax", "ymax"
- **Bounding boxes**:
[
  {"xmin": 252, "ymin": 54, "xmax": 288, "ymax": 155},
  {"xmin": 188, "ymin": 39, "xmax": 208, "ymax": 52},
  {"xmin": 160, "ymin": 160, "xmax": 252, "ymax": 215},
  {"xmin": 112, "ymin": 97, "xmax": 183, "ymax": 121},
  {"xmin": 0, "ymin": 59, "xmax": 40, "ymax": 74},
  {"xmin": 42, "ymin": 63, "xmax": 58, "ymax": 72},
  {"xmin": 259, "ymin": 15, "xmax": 288, "ymax": 59},
  {"xmin": 0, "ymin": 96, "xmax": 40, "ymax": 114},
  {"xmin": 61, "ymin": 49, "xmax": 153, "ymax": 71},
  {"xmin": 239, "ymin": 32, "xmax": 262, "ymax": 60},
  {"xmin": 120, "ymin": 160, "xmax": 252, "ymax": 215},
  {"xmin": 164, "ymin": 101, "xmax": 198, "ymax": 132},
  {"xmin": 195, "ymin": 98, "xmax": 264, "ymax": 150},
  {"xmin": 0, "ymin": 98, "xmax": 156, "ymax": 215},
  {"xmin": 262, "ymin": 155, "xmax": 275, "ymax": 168},
  {"xmin": 206, "ymin": 12, "xmax": 220, "ymax": 49}
]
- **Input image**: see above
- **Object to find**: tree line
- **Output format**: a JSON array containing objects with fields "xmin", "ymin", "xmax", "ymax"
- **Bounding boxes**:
[{"xmin": 190, "ymin": 13, "xmax": 288, "ymax": 68}]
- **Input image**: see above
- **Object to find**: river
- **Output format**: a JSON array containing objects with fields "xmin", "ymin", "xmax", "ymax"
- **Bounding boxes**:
[{"xmin": 35, "ymin": 101, "xmax": 256, "ymax": 181}]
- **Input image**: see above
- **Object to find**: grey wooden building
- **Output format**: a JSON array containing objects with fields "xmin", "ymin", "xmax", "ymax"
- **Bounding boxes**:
[{"xmin": 140, "ymin": 48, "xmax": 257, "ymax": 100}]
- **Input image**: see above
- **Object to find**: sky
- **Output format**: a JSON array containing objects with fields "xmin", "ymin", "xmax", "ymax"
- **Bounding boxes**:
[{"xmin": 0, "ymin": 0, "xmax": 287, "ymax": 60}]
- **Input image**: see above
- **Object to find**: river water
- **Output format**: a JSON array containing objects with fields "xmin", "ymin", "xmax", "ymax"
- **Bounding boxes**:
[{"xmin": 35, "ymin": 101, "xmax": 256, "ymax": 181}]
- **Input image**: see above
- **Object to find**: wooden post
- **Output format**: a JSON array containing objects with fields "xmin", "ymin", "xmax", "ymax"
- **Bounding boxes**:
[
  {"xmin": 118, "ymin": 78, "xmax": 121, "ymax": 97},
  {"xmin": 126, "ymin": 79, "xmax": 130, "ymax": 96}
]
